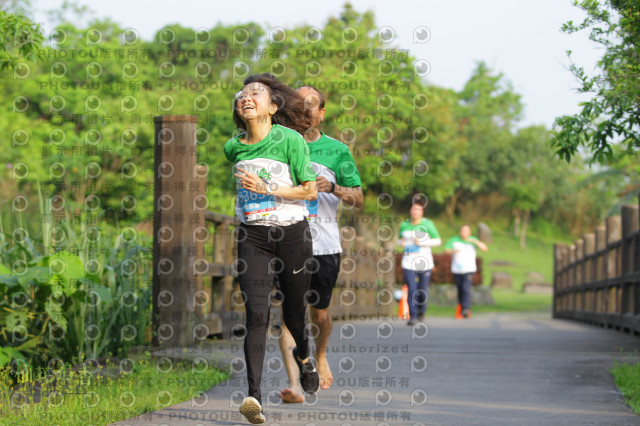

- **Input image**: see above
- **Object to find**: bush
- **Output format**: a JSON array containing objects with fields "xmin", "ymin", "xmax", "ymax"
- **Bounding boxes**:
[{"xmin": 0, "ymin": 201, "xmax": 152, "ymax": 379}]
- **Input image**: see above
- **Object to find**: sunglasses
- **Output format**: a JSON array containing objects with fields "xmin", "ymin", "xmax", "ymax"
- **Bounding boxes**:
[{"xmin": 234, "ymin": 85, "xmax": 267, "ymax": 103}]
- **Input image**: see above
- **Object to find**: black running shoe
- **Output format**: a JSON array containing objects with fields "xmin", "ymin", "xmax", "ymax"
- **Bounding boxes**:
[
  {"xmin": 239, "ymin": 396, "xmax": 265, "ymax": 424},
  {"xmin": 292, "ymin": 346, "xmax": 320, "ymax": 394}
]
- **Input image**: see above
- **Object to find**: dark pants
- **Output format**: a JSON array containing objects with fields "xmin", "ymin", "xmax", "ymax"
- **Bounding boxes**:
[
  {"xmin": 237, "ymin": 220, "xmax": 312, "ymax": 403},
  {"xmin": 402, "ymin": 269, "xmax": 432, "ymax": 319},
  {"xmin": 454, "ymin": 273, "xmax": 473, "ymax": 310}
]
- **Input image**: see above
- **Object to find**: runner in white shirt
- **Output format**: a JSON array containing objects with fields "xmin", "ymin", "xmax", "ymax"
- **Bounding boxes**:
[
  {"xmin": 444, "ymin": 225, "xmax": 489, "ymax": 318},
  {"xmin": 278, "ymin": 86, "xmax": 363, "ymax": 403}
]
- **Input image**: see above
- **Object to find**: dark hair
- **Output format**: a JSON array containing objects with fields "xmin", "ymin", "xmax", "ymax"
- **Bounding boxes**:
[
  {"xmin": 411, "ymin": 196, "xmax": 428, "ymax": 209},
  {"xmin": 298, "ymin": 85, "xmax": 325, "ymax": 109},
  {"xmin": 233, "ymin": 73, "xmax": 312, "ymax": 135}
]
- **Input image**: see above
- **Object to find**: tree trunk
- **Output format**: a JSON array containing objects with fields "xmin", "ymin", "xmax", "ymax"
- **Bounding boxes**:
[
  {"xmin": 445, "ymin": 192, "xmax": 460, "ymax": 224},
  {"xmin": 513, "ymin": 208, "xmax": 521, "ymax": 236},
  {"xmin": 520, "ymin": 209, "xmax": 530, "ymax": 250}
]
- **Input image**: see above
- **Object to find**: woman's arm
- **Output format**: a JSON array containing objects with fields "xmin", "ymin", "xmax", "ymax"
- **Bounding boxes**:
[{"xmin": 236, "ymin": 169, "xmax": 317, "ymax": 201}]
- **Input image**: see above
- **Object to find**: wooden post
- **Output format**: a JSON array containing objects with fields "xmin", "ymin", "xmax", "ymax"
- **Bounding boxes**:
[
  {"xmin": 583, "ymin": 234, "xmax": 595, "ymax": 315},
  {"xmin": 553, "ymin": 243, "xmax": 566, "ymax": 318},
  {"xmin": 575, "ymin": 239, "xmax": 584, "ymax": 315},
  {"xmin": 213, "ymin": 220, "xmax": 234, "ymax": 333},
  {"xmin": 351, "ymin": 236, "xmax": 366, "ymax": 318},
  {"xmin": 621, "ymin": 205, "xmax": 639, "ymax": 331},
  {"xmin": 380, "ymin": 241, "xmax": 397, "ymax": 317},
  {"xmin": 152, "ymin": 115, "xmax": 199, "ymax": 347},
  {"xmin": 192, "ymin": 165, "xmax": 207, "ymax": 324},
  {"xmin": 575, "ymin": 238, "xmax": 584, "ymax": 286},
  {"xmin": 594, "ymin": 225, "xmax": 606, "ymax": 314},
  {"xmin": 606, "ymin": 216, "xmax": 622, "ymax": 325},
  {"xmin": 334, "ymin": 226, "xmax": 356, "ymax": 320},
  {"xmin": 561, "ymin": 244, "xmax": 569, "ymax": 312},
  {"xmin": 569, "ymin": 245, "xmax": 576, "ymax": 312},
  {"xmin": 365, "ymin": 241, "xmax": 378, "ymax": 314}
]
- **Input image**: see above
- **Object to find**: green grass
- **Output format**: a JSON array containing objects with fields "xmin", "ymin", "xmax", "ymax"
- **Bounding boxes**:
[
  {"xmin": 424, "ymin": 289, "xmax": 552, "ymax": 317},
  {"xmin": 612, "ymin": 361, "xmax": 640, "ymax": 415},
  {"xmin": 0, "ymin": 354, "xmax": 230, "ymax": 426}
]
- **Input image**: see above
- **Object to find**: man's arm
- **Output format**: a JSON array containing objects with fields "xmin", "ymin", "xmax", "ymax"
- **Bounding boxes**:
[
  {"xmin": 316, "ymin": 176, "xmax": 363, "ymax": 208},
  {"xmin": 333, "ymin": 184, "xmax": 363, "ymax": 208},
  {"xmin": 415, "ymin": 237, "xmax": 442, "ymax": 247},
  {"xmin": 470, "ymin": 237, "xmax": 488, "ymax": 252}
]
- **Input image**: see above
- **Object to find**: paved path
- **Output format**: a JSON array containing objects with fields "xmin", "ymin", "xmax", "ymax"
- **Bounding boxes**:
[{"xmin": 114, "ymin": 313, "xmax": 640, "ymax": 425}]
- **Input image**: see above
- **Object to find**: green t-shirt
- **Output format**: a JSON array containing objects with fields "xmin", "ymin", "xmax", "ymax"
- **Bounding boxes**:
[
  {"xmin": 306, "ymin": 133, "xmax": 361, "ymax": 255},
  {"xmin": 224, "ymin": 124, "xmax": 316, "ymax": 226},
  {"xmin": 399, "ymin": 219, "xmax": 440, "ymax": 271},
  {"xmin": 444, "ymin": 235, "xmax": 478, "ymax": 274}
]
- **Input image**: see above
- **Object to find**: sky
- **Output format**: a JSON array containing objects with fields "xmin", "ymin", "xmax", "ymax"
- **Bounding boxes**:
[{"xmin": 30, "ymin": 0, "xmax": 602, "ymax": 128}]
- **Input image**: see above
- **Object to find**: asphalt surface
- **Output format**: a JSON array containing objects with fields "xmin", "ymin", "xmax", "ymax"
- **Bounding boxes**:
[{"xmin": 113, "ymin": 313, "xmax": 640, "ymax": 426}]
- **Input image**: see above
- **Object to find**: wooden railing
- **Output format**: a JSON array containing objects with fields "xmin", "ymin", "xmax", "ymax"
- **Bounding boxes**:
[
  {"xmin": 195, "ymin": 213, "xmax": 397, "ymax": 339},
  {"xmin": 553, "ymin": 195, "xmax": 640, "ymax": 333}
]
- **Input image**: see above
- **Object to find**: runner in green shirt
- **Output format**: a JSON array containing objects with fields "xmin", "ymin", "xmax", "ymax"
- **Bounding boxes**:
[
  {"xmin": 226, "ymin": 73, "xmax": 319, "ymax": 424},
  {"xmin": 398, "ymin": 201, "xmax": 441, "ymax": 325},
  {"xmin": 277, "ymin": 86, "xmax": 363, "ymax": 403}
]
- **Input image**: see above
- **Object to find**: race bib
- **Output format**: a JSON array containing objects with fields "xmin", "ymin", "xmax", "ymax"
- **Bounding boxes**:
[
  {"xmin": 238, "ymin": 188, "xmax": 275, "ymax": 222},
  {"xmin": 404, "ymin": 244, "xmax": 420, "ymax": 254},
  {"xmin": 305, "ymin": 198, "xmax": 319, "ymax": 217}
]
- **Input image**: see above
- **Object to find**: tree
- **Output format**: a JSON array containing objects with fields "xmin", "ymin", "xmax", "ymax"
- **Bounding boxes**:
[
  {"xmin": 0, "ymin": 8, "xmax": 44, "ymax": 70},
  {"xmin": 551, "ymin": 1, "xmax": 640, "ymax": 164},
  {"xmin": 505, "ymin": 126, "xmax": 550, "ymax": 248},
  {"xmin": 446, "ymin": 62, "xmax": 522, "ymax": 221},
  {"xmin": 253, "ymin": 3, "xmax": 464, "ymax": 226}
]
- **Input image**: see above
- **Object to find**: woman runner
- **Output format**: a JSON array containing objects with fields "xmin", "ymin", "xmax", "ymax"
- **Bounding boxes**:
[{"xmin": 224, "ymin": 73, "xmax": 320, "ymax": 424}]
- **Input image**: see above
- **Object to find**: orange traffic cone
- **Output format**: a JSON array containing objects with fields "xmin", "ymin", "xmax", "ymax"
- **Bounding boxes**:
[
  {"xmin": 455, "ymin": 304, "xmax": 463, "ymax": 319},
  {"xmin": 398, "ymin": 285, "xmax": 409, "ymax": 320}
]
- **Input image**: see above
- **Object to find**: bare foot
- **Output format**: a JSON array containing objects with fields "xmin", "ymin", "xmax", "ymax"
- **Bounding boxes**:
[
  {"xmin": 279, "ymin": 388, "xmax": 305, "ymax": 403},
  {"xmin": 316, "ymin": 356, "xmax": 334, "ymax": 390}
]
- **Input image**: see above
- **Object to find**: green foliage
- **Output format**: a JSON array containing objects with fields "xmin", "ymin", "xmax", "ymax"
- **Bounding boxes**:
[
  {"xmin": 0, "ymin": 9, "xmax": 45, "ymax": 70},
  {"xmin": 0, "ymin": 356, "xmax": 229, "ymax": 425},
  {"xmin": 441, "ymin": 62, "xmax": 524, "ymax": 219},
  {"xmin": 0, "ymin": 4, "xmax": 624, "ymax": 240},
  {"xmin": 0, "ymin": 206, "xmax": 152, "ymax": 375},
  {"xmin": 552, "ymin": 0, "xmax": 640, "ymax": 164},
  {"xmin": 611, "ymin": 360, "xmax": 640, "ymax": 415}
]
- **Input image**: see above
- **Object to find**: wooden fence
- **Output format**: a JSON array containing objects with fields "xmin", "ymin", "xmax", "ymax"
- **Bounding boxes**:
[
  {"xmin": 553, "ymin": 195, "xmax": 640, "ymax": 333},
  {"xmin": 196, "ymin": 216, "xmax": 397, "ymax": 339},
  {"xmin": 152, "ymin": 115, "xmax": 395, "ymax": 345}
]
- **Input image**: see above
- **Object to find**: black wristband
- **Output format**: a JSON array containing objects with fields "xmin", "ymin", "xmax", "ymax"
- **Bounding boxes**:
[{"xmin": 330, "ymin": 182, "xmax": 335, "ymax": 193}]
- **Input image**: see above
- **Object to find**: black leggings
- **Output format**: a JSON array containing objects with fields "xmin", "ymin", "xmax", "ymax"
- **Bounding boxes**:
[{"xmin": 237, "ymin": 220, "xmax": 313, "ymax": 402}]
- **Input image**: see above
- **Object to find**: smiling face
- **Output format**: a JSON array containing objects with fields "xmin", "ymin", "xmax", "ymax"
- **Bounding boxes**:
[
  {"xmin": 235, "ymin": 82, "xmax": 276, "ymax": 124},
  {"xmin": 460, "ymin": 225, "xmax": 472, "ymax": 239}
]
